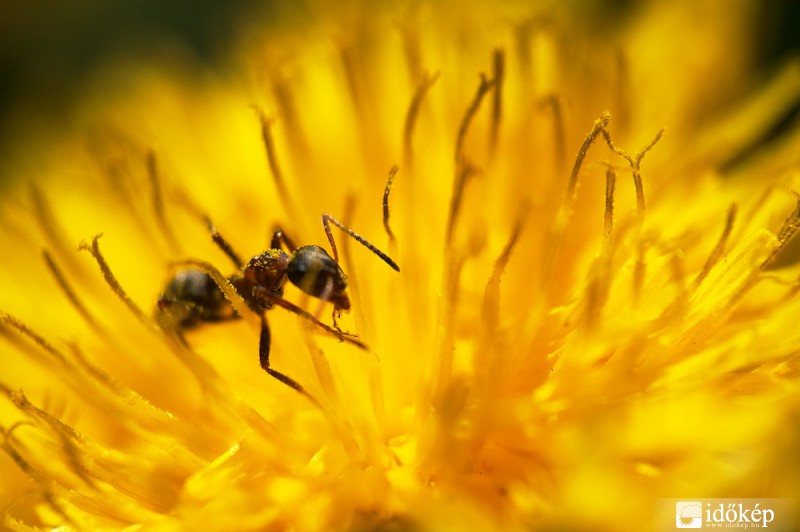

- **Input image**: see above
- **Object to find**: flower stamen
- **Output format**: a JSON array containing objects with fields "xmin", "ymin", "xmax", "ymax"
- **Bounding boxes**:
[
  {"xmin": 600, "ymin": 126, "xmax": 664, "ymax": 215},
  {"xmin": 692, "ymin": 204, "xmax": 737, "ymax": 289},
  {"xmin": 30, "ymin": 185, "xmax": 76, "ymax": 270},
  {"xmin": 0, "ymin": 312, "xmax": 69, "ymax": 368},
  {"xmin": 382, "ymin": 165, "xmax": 399, "ymax": 246},
  {"xmin": 255, "ymin": 108, "xmax": 300, "ymax": 223},
  {"xmin": 1, "ymin": 427, "xmax": 74, "ymax": 527},
  {"xmin": 42, "ymin": 249, "xmax": 100, "ymax": 332},
  {"xmin": 455, "ymin": 73, "xmax": 495, "ymax": 165},
  {"xmin": 599, "ymin": 126, "xmax": 664, "ymax": 301},
  {"xmin": 8, "ymin": 389, "xmax": 95, "ymax": 489},
  {"xmin": 762, "ymin": 193, "xmax": 800, "ymax": 269},
  {"xmin": 489, "ymin": 49, "xmax": 505, "ymax": 156},
  {"xmin": 78, "ymin": 234, "xmax": 152, "ymax": 328},
  {"xmin": 145, "ymin": 150, "xmax": 179, "ymax": 252},
  {"xmin": 446, "ymin": 163, "xmax": 481, "ymax": 246},
  {"xmin": 541, "ymin": 94, "xmax": 567, "ymax": 176},
  {"xmin": 541, "ymin": 112, "xmax": 612, "ymax": 305},
  {"xmin": 482, "ymin": 201, "xmax": 529, "ymax": 329},
  {"xmin": 584, "ymin": 166, "xmax": 617, "ymax": 329},
  {"xmin": 602, "ymin": 166, "xmax": 616, "ymax": 255},
  {"xmin": 403, "ymin": 71, "xmax": 439, "ymax": 169},
  {"xmin": 566, "ymin": 111, "xmax": 611, "ymax": 202}
]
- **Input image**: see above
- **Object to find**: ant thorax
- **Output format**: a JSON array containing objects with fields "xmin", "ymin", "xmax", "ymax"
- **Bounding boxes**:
[{"xmin": 238, "ymin": 249, "xmax": 291, "ymax": 313}]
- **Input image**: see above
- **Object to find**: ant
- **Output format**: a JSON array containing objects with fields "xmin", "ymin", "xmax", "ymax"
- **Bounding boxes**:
[{"xmin": 156, "ymin": 214, "xmax": 400, "ymax": 396}]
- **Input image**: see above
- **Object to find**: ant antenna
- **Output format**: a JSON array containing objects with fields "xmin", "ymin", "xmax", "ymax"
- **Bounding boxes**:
[
  {"xmin": 270, "ymin": 226, "xmax": 298, "ymax": 252},
  {"xmin": 322, "ymin": 214, "xmax": 400, "ymax": 272},
  {"xmin": 205, "ymin": 217, "xmax": 244, "ymax": 269}
]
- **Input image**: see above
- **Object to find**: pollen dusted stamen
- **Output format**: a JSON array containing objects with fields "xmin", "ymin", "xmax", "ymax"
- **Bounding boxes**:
[
  {"xmin": 0, "ymin": 424, "xmax": 73, "ymax": 524},
  {"xmin": 1, "ymin": 313, "xmax": 171, "ymax": 429},
  {"xmin": 445, "ymin": 163, "xmax": 480, "ymax": 244},
  {"xmin": 0, "ymin": 312, "xmax": 69, "ymax": 368},
  {"xmin": 600, "ymin": 126, "xmax": 665, "ymax": 215},
  {"xmin": 42, "ymin": 249, "xmax": 100, "ymax": 331},
  {"xmin": 489, "ymin": 49, "xmax": 505, "ymax": 156},
  {"xmin": 542, "ymin": 95, "xmax": 567, "ymax": 176},
  {"xmin": 455, "ymin": 74, "xmax": 496, "ymax": 165},
  {"xmin": 0, "ymin": 318, "xmax": 117, "ymax": 500},
  {"xmin": 602, "ymin": 166, "xmax": 617, "ymax": 254},
  {"xmin": 447, "ymin": 73, "xmax": 496, "ymax": 244},
  {"xmin": 600, "ymin": 126, "xmax": 664, "ymax": 301},
  {"xmin": 8, "ymin": 388, "xmax": 96, "ymax": 488},
  {"xmin": 79, "ymin": 234, "xmax": 152, "ymax": 327},
  {"xmin": 67, "ymin": 342, "xmax": 127, "ymax": 395},
  {"xmin": 29, "ymin": 185, "xmax": 77, "ymax": 270},
  {"xmin": 762, "ymin": 193, "xmax": 800, "ymax": 269},
  {"xmin": 382, "ymin": 165, "xmax": 399, "ymax": 245},
  {"xmin": 584, "ymin": 166, "xmax": 617, "ymax": 329},
  {"xmin": 145, "ymin": 150, "xmax": 179, "ymax": 251},
  {"xmin": 0, "ymin": 421, "xmax": 40, "ymax": 483},
  {"xmin": 566, "ymin": 111, "xmax": 611, "ymax": 202},
  {"xmin": 255, "ymin": 107, "xmax": 299, "ymax": 222},
  {"xmin": 692, "ymin": 204, "xmax": 737, "ymax": 288},
  {"xmin": 541, "ymin": 112, "xmax": 612, "ymax": 304},
  {"xmin": 481, "ymin": 202, "xmax": 529, "ymax": 326},
  {"xmin": 403, "ymin": 72, "xmax": 439, "ymax": 168}
]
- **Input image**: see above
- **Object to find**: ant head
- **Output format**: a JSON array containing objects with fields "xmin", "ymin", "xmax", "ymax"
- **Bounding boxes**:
[{"xmin": 288, "ymin": 245, "xmax": 351, "ymax": 311}]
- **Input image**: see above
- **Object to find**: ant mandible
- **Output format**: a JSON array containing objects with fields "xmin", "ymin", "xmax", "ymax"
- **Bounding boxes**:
[{"xmin": 156, "ymin": 213, "xmax": 399, "ymax": 396}]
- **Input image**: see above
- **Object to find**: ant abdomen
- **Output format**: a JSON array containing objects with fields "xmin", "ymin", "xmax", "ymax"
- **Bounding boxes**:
[
  {"xmin": 157, "ymin": 269, "xmax": 236, "ymax": 327},
  {"xmin": 287, "ymin": 246, "xmax": 350, "ymax": 311}
]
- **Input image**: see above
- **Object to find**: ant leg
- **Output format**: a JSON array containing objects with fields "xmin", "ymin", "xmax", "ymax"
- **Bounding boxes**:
[
  {"xmin": 321, "ymin": 214, "xmax": 400, "ymax": 271},
  {"xmin": 305, "ymin": 275, "xmax": 348, "ymax": 335},
  {"xmin": 259, "ymin": 315, "xmax": 318, "ymax": 404},
  {"xmin": 205, "ymin": 217, "xmax": 244, "ymax": 269},
  {"xmin": 313, "ymin": 276, "xmax": 334, "ymax": 322},
  {"xmin": 253, "ymin": 286, "xmax": 367, "ymax": 349},
  {"xmin": 307, "ymin": 276, "xmax": 347, "ymax": 333},
  {"xmin": 270, "ymin": 226, "xmax": 298, "ymax": 252}
]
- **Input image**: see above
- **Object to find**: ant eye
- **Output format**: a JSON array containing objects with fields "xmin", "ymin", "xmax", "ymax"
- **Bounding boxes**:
[{"xmin": 287, "ymin": 246, "xmax": 348, "ymax": 301}]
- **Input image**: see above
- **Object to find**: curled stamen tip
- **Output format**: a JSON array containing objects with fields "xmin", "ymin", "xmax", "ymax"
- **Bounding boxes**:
[
  {"xmin": 249, "ymin": 104, "xmax": 265, "ymax": 116},
  {"xmin": 78, "ymin": 234, "xmax": 104, "ymax": 251}
]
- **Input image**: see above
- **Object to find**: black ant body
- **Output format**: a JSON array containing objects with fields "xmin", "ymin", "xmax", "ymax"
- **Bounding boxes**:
[{"xmin": 156, "ymin": 214, "xmax": 399, "ymax": 396}]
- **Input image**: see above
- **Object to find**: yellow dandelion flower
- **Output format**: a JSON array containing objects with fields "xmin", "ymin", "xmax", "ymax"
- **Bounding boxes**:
[{"xmin": 2, "ymin": 1, "xmax": 800, "ymax": 530}]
